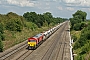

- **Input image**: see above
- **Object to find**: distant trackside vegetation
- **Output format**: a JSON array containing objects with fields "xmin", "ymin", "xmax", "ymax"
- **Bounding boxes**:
[{"xmin": 70, "ymin": 10, "xmax": 90, "ymax": 60}]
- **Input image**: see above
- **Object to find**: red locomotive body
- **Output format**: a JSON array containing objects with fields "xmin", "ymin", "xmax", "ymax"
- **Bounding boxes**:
[{"xmin": 28, "ymin": 33, "xmax": 44, "ymax": 49}]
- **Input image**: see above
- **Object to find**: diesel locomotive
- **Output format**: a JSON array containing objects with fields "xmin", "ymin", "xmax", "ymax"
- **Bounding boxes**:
[{"xmin": 28, "ymin": 22, "xmax": 66, "ymax": 49}]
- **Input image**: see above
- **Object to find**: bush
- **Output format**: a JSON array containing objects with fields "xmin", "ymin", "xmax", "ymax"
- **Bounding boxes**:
[
  {"xmin": 80, "ymin": 42, "xmax": 90, "ymax": 55},
  {"xmin": 26, "ymin": 22, "xmax": 38, "ymax": 31},
  {"xmin": 76, "ymin": 55, "xmax": 84, "ymax": 60},
  {"xmin": 73, "ymin": 23, "xmax": 81, "ymax": 31},
  {"xmin": 72, "ymin": 35, "xmax": 77, "ymax": 42},
  {"xmin": 73, "ymin": 27, "xmax": 90, "ymax": 50},
  {"xmin": 0, "ymin": 32, "xmax": 5, "ymax": 41},
  {"xmin": 0, "ymin": 23, "xmax": 5, "ymax": 40},
  {"xmin": 73, "ymin": 42, "xmax": 81, "ymax": 50},
  {"xmin": 0, "ymin": 23, "xmax": 4, "ymax": 34},
  {"xmin": 81, "ymin": 22, "xmax": 86, "ymax": 29},
  {"xmin": 0, "ymin": 36, "xmax": 3, "ymax": 52},
  {"xmin": 6, "ymin": 19, "xmax": 23, "ymax": 32}
]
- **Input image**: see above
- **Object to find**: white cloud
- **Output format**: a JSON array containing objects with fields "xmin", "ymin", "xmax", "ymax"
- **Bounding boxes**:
[
  {"xmin": 44, "ymin": 7, "xmax": 50, "ymax": 9},
  {"xmin": 66, "ymin": 7, "xmax": 74, "ymax": 11},
  {"xmin": 62, "ymin": 0, "xmax": 90, "ymax": 7},
  {"xmin": 80, "ymin": 0, "xmax": 90, "ymax": 6},
  {"xmin": 87, "ymin": 8, "xmax": 90, "ymax": 11},
  {"xmin": 57, "ymin": 6, "xmax": 63, "ymax": 10},
  {"xmin": 81, "ymin": 8, "xmax": 90, "ymax": 12},
  {"xmin": 46, "ymin": 3, "xmax": 49, "ymax": 5},
  {"xmin": 0, "ymin": 1, "xmax": 1, "ymax": 3},
  {"xmin": 52, "ymin": 0, "xmax": 56, "ymax": 1},
  {"xmin": 6, "ymin": 0, "xmax": 35, "ymax": 7},
  {"xmin": 0, "ymin": 0, "xmax": 90, "ymax": 19},
  {"xmin": 63, "ymin": 0, "xmax": 80, "ymax": 4}
]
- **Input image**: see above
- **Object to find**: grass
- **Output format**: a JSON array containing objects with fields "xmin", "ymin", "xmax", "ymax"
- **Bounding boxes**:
[
  {"xmin": 72, "ymin": 31, "xmax": 90, "ymax": 60},
  {"xmin": 71, "ymin": 30, "xmax": 81, "ymax": 39},
  {"xmin": 71, "ymin": 30, "xmax": 82, "ymax": 60},
  {"xmin": 3, "ymin": 26, "xmax": 50, "ymax": 50}
]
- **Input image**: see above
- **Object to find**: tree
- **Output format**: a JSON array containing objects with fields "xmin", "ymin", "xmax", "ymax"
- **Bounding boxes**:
[
  {"xmin": 23, "ymin": 11, "xmax": 66, "ymax": 28},
  {"xmin": 26, "ymin": 22, "xmax": 38, "ymax": 31},
  {"xmin": 37, "ymin": 14, "xmax": 45, "ymax": 27},
  {"xmin": 70, "ymin": 10, "xmax": 87, "ymax": 30},
  {"xmin": 23, "ymin": 12, "xmax": 43, "ymax": 27},
  {"xmin": 6, "ymin": 19, "xmax": 23, "ymax": 32},
  {"xmin": 73, "ymin": 23, "xmax": 81, "ymax": 31},
  {"xmin": 0, "ymin": 23, "xmax": 4, "ymax": 40},
  {"xmin": 0, "ymin": 23, "xmax": 4, "ymax": 34},
  {"xmin": 23, "ymin": 12, "xmax": 38, "ymax": 22},
  {"xmin": 80, "ymin": 22, "xmax": 87, "ymax": 29},
  {"xmin": 73, "ymin": 10, "xmax": 87, "ymax": 21},
  {"xmin": 43, "ymin": 12, "xmax": 53, "ymax": 25},
  {"xmin": 43, "ymin": 20, "xmax": 48, "ymax": 27},
  {"xmin": 0, "ymin": 33, "xmax": 3, "ymax": 52}
]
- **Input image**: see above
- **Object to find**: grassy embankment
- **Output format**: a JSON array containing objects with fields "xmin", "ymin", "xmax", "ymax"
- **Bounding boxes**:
[
  {"xmin": 71, "ymin": 30, "xmax": 81, "ymax": 59},
  {"xmin": 71, "ymin": 24, "xmax": 90, "ymax": 60}
]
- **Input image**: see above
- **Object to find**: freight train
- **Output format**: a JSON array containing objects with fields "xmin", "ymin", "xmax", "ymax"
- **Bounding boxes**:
[{"xmin": 28, "ymin": 22, "xmax": 65, "ymax": 49}]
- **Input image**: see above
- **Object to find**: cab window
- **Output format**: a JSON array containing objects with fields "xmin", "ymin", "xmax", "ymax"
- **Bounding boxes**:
[{"xmin": 30, "ymin": 40, "xmax": 36, "ymax": 42}]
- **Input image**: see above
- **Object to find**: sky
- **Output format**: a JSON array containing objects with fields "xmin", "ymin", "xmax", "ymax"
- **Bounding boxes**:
[{"xmin": 0, "ymin": 0, "xmax": 90, "ymax": 19}]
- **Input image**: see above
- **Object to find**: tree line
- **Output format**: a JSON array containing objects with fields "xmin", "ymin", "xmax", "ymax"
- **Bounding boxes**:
[
  {"xmin": 23, "ymin": 12, "xmax": 66, "ymax": 28},
  {"xmin": 70, "ymin": 10, "xmax": 90, "ymax": 60},
  {"xmin": 70, "ymin": 10, "xmax": 87, "ymax": 31}
]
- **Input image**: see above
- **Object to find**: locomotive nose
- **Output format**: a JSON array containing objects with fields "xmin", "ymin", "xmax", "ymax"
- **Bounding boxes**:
[{"xmin": 28, "ymin": 42, "xmax": 36, "ymax": 47}]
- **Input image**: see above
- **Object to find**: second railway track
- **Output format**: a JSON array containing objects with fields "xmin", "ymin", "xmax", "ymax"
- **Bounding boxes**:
[
  {"xmin": 41, "ymin": 21, "xmax": 66, "ymax": 60},
  {"xmin": 0, "ymin": 43, "xmax": 28, "ymax": 60}
]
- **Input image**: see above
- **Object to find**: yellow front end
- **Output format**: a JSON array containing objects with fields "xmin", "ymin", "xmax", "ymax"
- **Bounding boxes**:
[{"xmin": 28, "ymin": 42, "xmax": 36, "ymax": 47}]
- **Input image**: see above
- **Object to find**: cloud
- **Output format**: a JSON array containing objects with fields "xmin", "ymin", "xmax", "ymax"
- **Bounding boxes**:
[
  {"xmin": 44, "ymin": 7, "xmax": 50, "ymax": 9},
  {"xmin": 66, "ymin": 7, "xmax": 74, "ymax": 11},
  {"xmin": 0, "ymin": 1, "xmax": 1, "ymax": 3},
  {"xmin": 57, "ymin": 6, "xmax": 63, "ymax": 10},
  {"xmin": 44, "ymin": 0, "xmax": 55, "ymax": 1},
  {"xmin": 46, "ymin": 3, "xmax": 49, "ymax": 5},
  {"xmin": 62, "ymin": 0, "xmax": 90, "ymax": 7},
  {"xmin": 5, "ymin": 0, "xmax": 35, "ymax": 7},
  {"xmin": 63, "ymin": 0, "xmax": 80, "ymax": 4}
]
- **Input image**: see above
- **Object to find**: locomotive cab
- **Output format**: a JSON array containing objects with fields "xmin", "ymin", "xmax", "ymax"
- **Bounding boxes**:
[
  {"xmin": 28, "ymin": 38, "xmax": 37, "ymax": 49},
  {"xmin": 28, "ymin": 40, "xmax": 36, "ymax": 47},
  {"xmin": 28, "ymin": 33, "xmax": 44, "ymax": 49}
]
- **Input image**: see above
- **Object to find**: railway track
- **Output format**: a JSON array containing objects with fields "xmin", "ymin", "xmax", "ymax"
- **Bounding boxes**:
[
  {"xmin": 41, "ymin": 22, "xmax": 69, "ymax": 60},
  {"xmin": 0, "ymin": 43, "xmax": 28, "ymax": 60},
  {"xmin": 15, "ymin": 27, "xmax": 64, "ymax": 60},
  {"xmin": 0, "ymin": 25, "xmax": 59, "ymax": 60},
  {"xmin": 58, "ymin": 25, "xmax": 68, "ymax": 60},
  {"xmin": 15, "ymin": 50, "xmax": 34, "ymax": 60},
  {"xmin": 41, "ymin": 22, "xmax": 66, "ymax": 60},
  {"xmin": 58, "ymin": 22, "xmax": 70, "ymax": 60},
  {"xmin": 23, "ymin": 21, "xmax": 70, "ymax": 60},
  {"xmin": 0, "ymin": 21, "xmax": 70, "ymax": 60}
]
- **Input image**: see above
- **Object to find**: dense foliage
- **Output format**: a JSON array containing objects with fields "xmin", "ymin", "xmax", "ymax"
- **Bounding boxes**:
[
  {"xmin": 0, "ymin": 37, "xmax": 3, "ymax": 52},
  {"xmin": 23, "ymin": 12, "xmax": 65, "ymax": 28},
  {"xmin": 70, "ymin": 10, "xmax": 90, "ymax": 60},
  {"xmin": 70, "ymin": 10, "xmax": 87, "ymax": 30},
  {"xmin": 0, "ymin": 23, "xmax": 4, "ymax": 52}
]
